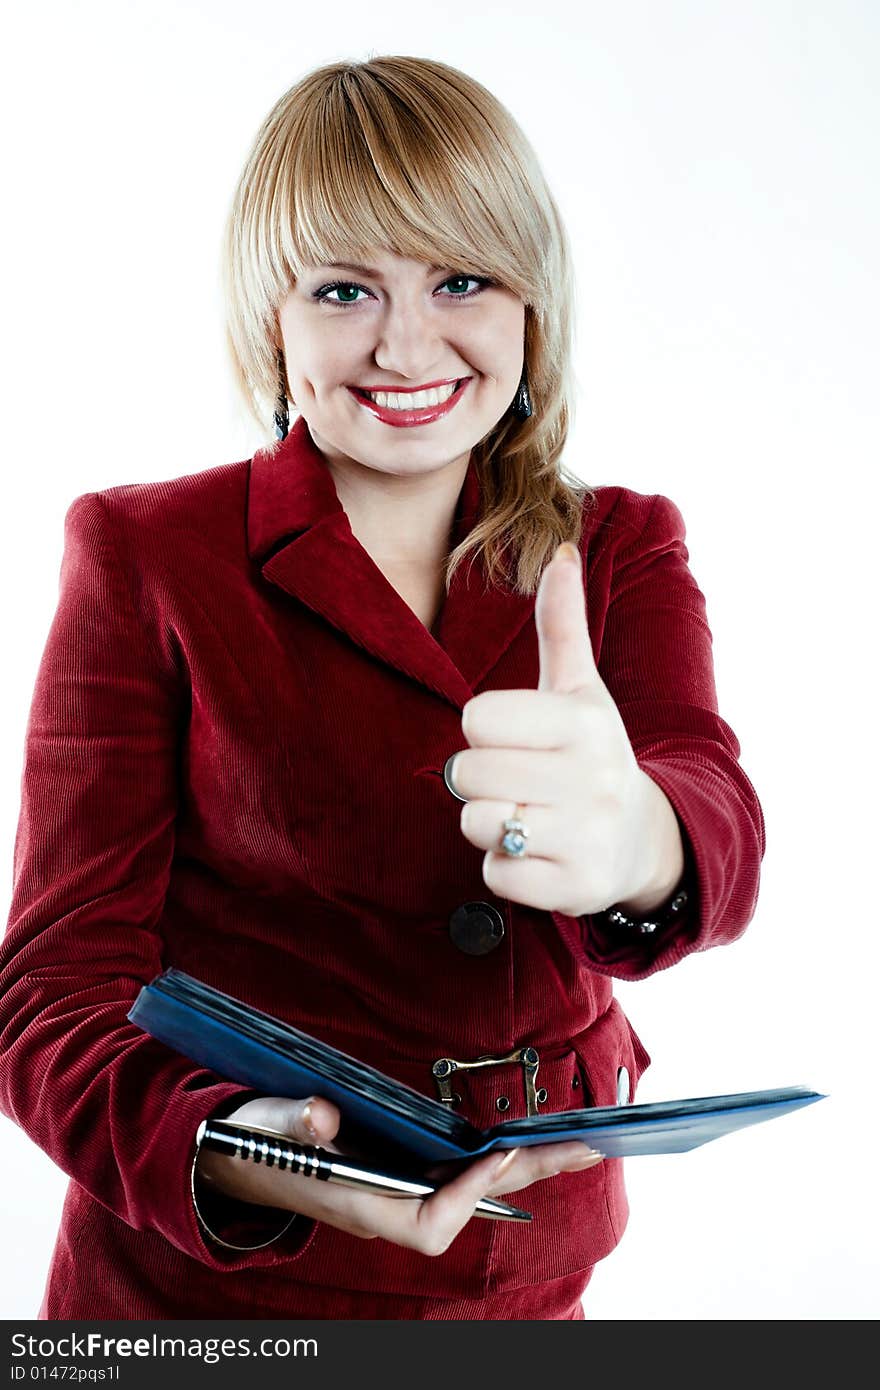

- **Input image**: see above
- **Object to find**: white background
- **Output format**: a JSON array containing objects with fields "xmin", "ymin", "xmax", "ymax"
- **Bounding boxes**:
[{"xmin": 1, "ymin": 1, "xmax": 877, "ymax": 1321}]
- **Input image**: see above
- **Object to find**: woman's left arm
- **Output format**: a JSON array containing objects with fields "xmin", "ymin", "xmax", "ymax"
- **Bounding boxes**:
[
  {"xmin": 455, "ymin": 492, "xmax": 765, "ymax": 981},
  {"xmin": 558, "ymin": 491, "xmax": 766, "ymax": 979}
]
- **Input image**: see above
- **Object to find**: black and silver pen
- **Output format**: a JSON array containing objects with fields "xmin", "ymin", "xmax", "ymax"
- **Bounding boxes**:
[{"xmin": 196, "ymin": 1118, "xmax": 532, "ymax": 1222}]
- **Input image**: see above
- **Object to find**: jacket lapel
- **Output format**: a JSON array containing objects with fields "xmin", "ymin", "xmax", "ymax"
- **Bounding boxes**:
[{"xmin": 246, "ymin": 416, "xmax": 536, "ymax": 711}]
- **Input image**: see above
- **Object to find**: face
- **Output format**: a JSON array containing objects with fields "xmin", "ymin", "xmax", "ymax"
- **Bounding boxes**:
[{"xmin": 276, "ymin": 250, "xmax": 526, "ymax": 481}]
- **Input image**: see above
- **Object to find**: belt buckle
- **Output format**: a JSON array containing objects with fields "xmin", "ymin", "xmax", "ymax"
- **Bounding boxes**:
[{"xmin": 431, "ymin": 1046, "xmax": 545, "ymax": 1116}]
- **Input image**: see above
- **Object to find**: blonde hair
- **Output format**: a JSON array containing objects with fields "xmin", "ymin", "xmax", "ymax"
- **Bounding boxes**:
[{"xmin": 221, "ymin": 55, "xmax": 595, "ymax": 595}]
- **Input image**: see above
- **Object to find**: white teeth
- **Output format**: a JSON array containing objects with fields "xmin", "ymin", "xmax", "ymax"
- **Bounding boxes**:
[{"xmin": 364, "ymin": 382, "xmax": 459, "ymax": 410}]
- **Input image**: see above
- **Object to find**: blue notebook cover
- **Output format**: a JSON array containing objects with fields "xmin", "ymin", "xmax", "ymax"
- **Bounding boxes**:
[{"xmin": 127, "ymin": 969, "xmax": 824, "ymax": 1166}]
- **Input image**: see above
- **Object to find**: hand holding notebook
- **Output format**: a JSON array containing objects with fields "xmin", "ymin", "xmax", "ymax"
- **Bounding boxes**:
[{"xmin": 191, "ymin": 1090, "xmax": 606, "ymax": 1240}]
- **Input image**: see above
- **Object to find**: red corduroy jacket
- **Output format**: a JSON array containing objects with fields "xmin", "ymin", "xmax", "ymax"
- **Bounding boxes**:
[{"xmin": 0, "ymin": 416, "xmax": 765, "ymax": 1317}]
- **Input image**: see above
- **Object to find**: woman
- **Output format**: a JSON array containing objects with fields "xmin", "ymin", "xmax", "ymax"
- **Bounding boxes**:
[{"xmin": 0, "ymin": 55, "xmax": 765, "ymax": 1319}]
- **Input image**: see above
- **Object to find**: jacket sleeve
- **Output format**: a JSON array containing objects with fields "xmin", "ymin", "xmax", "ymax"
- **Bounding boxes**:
[
  {"xmin": 0, "ymin": 492, "xmax": 318, "ymax": 1270},
  {"xmin": 552, "ymin": 492, "xmax": 766, "ymax": 981}
]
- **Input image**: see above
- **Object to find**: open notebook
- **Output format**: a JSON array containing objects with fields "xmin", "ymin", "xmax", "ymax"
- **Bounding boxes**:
[{"xmin": 128, "ymin": 968, "xmax": 824, "ymax": 1168}]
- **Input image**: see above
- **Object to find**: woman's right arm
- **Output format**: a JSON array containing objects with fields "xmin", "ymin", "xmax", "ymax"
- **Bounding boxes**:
[{"xmin": 0, "ymin": 493, "xmax": 311, "ymax": 1271}]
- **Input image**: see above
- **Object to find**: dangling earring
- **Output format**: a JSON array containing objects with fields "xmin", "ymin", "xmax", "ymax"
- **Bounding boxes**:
[
  {"xmin": 512, "ymin": 369, "xmax": 532, "ymax": 421},
  {"xmin": 273, "ymin": 347, "xmax": 290, "ymax": 441}
]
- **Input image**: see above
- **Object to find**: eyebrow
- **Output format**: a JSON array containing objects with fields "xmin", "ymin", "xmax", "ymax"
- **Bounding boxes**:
[{"xmin": 318, "ymin": 262, "xmax": 447, "ymax": 278}]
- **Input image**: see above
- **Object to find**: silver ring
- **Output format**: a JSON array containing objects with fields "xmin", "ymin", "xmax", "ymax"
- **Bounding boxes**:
[
  {"xmin": 443, "ymin": 752, "xmax": 468, "ymax": 803},
  {"xmin": 500, "ymin": 804, "xmax": 530, "ymax": 858}
]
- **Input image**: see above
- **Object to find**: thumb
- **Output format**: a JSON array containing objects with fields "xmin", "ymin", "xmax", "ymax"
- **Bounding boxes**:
[
  {"xmin": 535, "ymin": 542, "xmax": 597, "ymax": 695},
  {"xmin": 222, "ymin": 1094, "xmax": 342, "ymax": 1145}
]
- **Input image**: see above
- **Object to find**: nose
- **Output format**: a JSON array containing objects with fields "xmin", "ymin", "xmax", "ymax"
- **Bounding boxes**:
[{"xmin": 372, "ymin": 294, "xmax": 447, "ymax": 382}]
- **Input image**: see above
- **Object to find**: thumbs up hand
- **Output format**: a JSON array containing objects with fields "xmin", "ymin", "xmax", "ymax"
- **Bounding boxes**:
[{"xmin": 453, "ymin": 543, "xmax": 660, "ymax": 918}]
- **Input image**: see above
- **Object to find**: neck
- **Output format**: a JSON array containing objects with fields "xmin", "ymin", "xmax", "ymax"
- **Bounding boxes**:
[{"xmin": 310, "ymin": 428, "xmax": 470, "ymax": 571}]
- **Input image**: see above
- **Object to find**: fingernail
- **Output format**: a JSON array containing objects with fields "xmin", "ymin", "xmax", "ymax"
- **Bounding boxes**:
[
  {"xmin": 556, "ymin": 542, "xmax": 579, "ymax": 565},
  {"xmin": 302, "ymin": 1102, "xmax": 318, "ymax": 1138},
  {"xmin": 492, "ymin": 1148, "xmax": 519, "ymax": 1176},
  {"xmin": 572, "ymin": 1147, "xmax": 604, "ymax": 1166}
]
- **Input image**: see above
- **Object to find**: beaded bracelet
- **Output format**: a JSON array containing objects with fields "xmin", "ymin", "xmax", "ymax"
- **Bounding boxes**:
[{"xmin": 599, "ymin": 885, "xmax": 690, "ymax": 935}]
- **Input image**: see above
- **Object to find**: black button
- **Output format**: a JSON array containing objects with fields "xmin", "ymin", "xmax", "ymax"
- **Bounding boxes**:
[{"xmin": 449, "ymin": 901, "xmax": 506, "ymax": 956}]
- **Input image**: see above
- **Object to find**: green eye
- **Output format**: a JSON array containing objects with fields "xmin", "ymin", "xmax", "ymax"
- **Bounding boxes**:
[{"xmin": 317, "ymin": 283, "xmax": 364, "ymax": 304}]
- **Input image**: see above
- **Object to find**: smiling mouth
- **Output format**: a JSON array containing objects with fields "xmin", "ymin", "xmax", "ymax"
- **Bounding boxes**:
[
  {"xmin": 351, "ymin": 379, "xmax": 465, "ymax": 409},
  {"xmin": 345, "ymin": 376, "xmax": 473, "ymax": 427}
]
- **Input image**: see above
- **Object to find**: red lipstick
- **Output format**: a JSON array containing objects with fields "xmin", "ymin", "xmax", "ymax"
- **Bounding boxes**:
[{"xmin": 347, "ymin": 378, "xmax": 471, "ymax": 428}]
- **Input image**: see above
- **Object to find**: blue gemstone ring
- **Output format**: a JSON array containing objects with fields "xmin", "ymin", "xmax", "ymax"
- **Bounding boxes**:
[{"xmin": 500, "ymin": 804, "xmax": 530, "ymax": 858}]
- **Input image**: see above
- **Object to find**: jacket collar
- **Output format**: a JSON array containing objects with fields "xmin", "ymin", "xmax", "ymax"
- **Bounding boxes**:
[{"xmin": 246, "ymin": 415, "xmax": 536, "ymax": 710}]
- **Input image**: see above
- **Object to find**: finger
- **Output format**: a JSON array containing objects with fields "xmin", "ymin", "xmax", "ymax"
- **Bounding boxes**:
[
  {"xmin": 299, "ymin": 1095, "xmax": 343, "ymax": 1143},
  {"xmin": 478, "ymin": 849, "xmax": 588, "ymax": 915},
  {"xmin": 460, "ymin": 798, "xmax": 572, "ymax": 863},
  {"xmin": 461, "ymin": 689, "xmax": 580, "ymax": 751},
  {"xmin": 447, "ymin": 745, "xmax": 575, "ymax": 806},
  {"xmin": 290, "ymin": 1147, "xmax": 519, "ymax": 1251},
  {"xmin": 535, "ymin": 543, "xmax": 598, "ymax": 696},
  {"xmin": 409, "ymin": 1149, "xmax": 521, "ymax": 1255},
  {"xmin": 223, "ymin": 1094, "xmax": 343, "ymax": 1147},
  {"xmin": 490, "ymin": 1142, "xmax": 605, "ymax": 1192}
]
